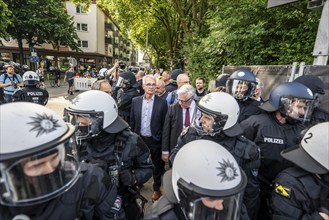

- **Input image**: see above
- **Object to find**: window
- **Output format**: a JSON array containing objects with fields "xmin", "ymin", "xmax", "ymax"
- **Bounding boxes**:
[
  {"xmin": 78, "ymin": 40, "xmax": 88, "ymax": 48},
  {"xmin": 77, "ymin": 23, "xmax": 88, "ymax": 31},
  {"xmin": 76, "ymin": 5, "xmax": 88, "ymax": 13}
]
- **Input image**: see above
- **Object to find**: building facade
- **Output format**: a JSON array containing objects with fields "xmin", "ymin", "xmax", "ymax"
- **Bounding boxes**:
[{"xmin": 0, "ymin": 1, "xmax": 138, "ymax": 72}]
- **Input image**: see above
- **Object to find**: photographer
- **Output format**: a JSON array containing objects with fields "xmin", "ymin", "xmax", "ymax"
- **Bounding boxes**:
[{"xmin": 0, "ymin": 64, "xmax": 23, "ymax": 103}]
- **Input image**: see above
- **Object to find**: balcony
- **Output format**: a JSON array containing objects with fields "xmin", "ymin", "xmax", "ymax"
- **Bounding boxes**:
[
  {"xmin": 105, "ymin": 23, "xmax": 113, "ymax": 30},
  {"xmin": 105, "ymin": 37, "xmax": 113, "ymax": 44}
]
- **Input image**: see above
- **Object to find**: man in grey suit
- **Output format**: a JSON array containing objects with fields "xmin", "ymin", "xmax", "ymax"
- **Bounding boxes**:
[
  {"xmin": 161, "ymin": 84, "xmax": 197, "ymax": 163},
  {"xmin": 130, "ymin": 75, "xmax": 168, "ymax": 202}
]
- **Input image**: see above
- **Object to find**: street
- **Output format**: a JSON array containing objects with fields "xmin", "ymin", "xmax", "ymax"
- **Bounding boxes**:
[{"xmin": 44, "ymin": 81, "xmax": 155, "ymax": 214}]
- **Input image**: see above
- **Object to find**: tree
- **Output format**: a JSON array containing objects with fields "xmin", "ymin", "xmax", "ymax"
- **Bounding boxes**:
[
  {"xmin": 4, "ymin": 0, "xmax": 80, "ymax": 64},
  {"xmin": 184, "ymin": 0, "xmax": 320, "ymax": 82},
  {"xmin": 0, "ymin": 0, "xmax": 11, "ymax": 39}
]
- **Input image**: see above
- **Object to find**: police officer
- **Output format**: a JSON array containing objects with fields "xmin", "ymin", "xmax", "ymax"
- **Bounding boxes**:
[
  {"xmin": 226, "ymin": 69, "xmax": 264, "ymax": 122},
  {"xmin": 0, "ymin": 102, "xmax": 119, "ymax": 220},
  {"xmin": 240, "ymin": 81, "xmax": 314, "ymax": 219},
  {"xmin": 115, "ymin": 71, "xmax": 140, "ymax": 123},
  {"xmin": 12, "ymin": 71, "xmax": 49, "ymax": 105},
  {"xmin": 65, "ymin": 90, "xmax": 153, "ymax": 220},
  {"xmin": 145, "ymin": 140, "xmax": 248, "ymax": 220},
  {"xmin": 169, "ymin": 92, "xmax": 260, "ymax": 220},
  {"xmin": 271, "ymin": 122, "xmax": 329, "ymax": 220},
  {"xmin": 294, "ymin": 75, "xmax": 329, "ymax": 127}
]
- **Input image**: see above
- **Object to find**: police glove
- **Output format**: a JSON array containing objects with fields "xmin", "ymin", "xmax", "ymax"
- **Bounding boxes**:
[{"xmin": 119, "ymin": 169, "xmax": 137, "ymax": 186}]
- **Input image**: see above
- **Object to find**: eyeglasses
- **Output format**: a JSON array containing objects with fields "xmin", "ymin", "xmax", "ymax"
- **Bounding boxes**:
[
  {"xmin": 145, "ymin": 83, "xmax": 156, "ymax": 87},
  {"xmin": 178, "ymin": 97, "xmax": 192, "ymax": 104}
]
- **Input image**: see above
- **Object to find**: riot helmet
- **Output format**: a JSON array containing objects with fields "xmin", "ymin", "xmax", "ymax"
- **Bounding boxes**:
[
  {"xmin": 260, "ymin": 82, "xmax": 314, "ymax": 123},
  {"xmin": 226, "ymin": 69, "xmax": 257, "ymax": 101},
  {"xmin": 65, "ymin": 90, "xmax": 128, "ymax": 142},
  {"xmin": 294, "ymin": 75, "xmax": 325, "ymax": 109},
  {"xmin": 0, "ymin": 103, "xmax": 80, "ymax": 206},
  {"xmin": 22, "ymin": 71, "xmax": 40, "ymax": 86},
  {"xmin": 281, "ymin": 122, "xmax": 329, "ymax": 174},
  {"xmin": 98, "ymin": 68, "xmax": 108, "ymax": 80},
  {"xmin": 192, "ymin": 92, "xmax": 242, "ymax": 137},
  {"xmin": 172, "ymin": 140, "xmax": 247, "ymax": 220},
  {"xmin": 116, "ymin": 71, "xmax": 136, "ymax": 90}
]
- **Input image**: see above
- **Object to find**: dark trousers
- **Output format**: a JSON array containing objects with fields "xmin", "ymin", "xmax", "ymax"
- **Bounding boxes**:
[{"xmin": 141, "ymin": 136, "xmax": 164, "ymax": 191}]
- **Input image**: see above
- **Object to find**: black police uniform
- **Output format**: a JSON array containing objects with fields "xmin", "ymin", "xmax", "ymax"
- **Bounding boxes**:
[
  {"xmin": 78, "ymin": 128, "xmax": 154, "ymax": 220},
  {"xmin": 237, "ymin": 98, "xmax": 264, "ymax": 122},
  {"xmin": 271, "ymin": 167, "xmax": 329, "ymax": 220},
  {"xmin": 240, "ymin": 112, "xmax": 306, "ymax": 218},
  {"xmin": 0, "ymin": 163, "xmax": 119, "ymax": 220},
  {"xmin": 169, "ymin": 126, "xmax": 260, "ymax": 220},
  {"xmin": 308, "ymin": 107, "xmax": 329, "ymax": 127},
  {"xmin": 117, "ymin": 87, "xmax": 140, "ymax": 123},
  {"xmin": 12, "ymin": 86, "xmax": 49, "ymax": 105}
]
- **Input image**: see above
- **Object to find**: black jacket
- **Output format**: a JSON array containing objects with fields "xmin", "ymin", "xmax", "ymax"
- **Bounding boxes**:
[
  {"xmin": 240, "ymin": 112, "xmax": 305, "ymax": 183},
  {"xmin": 169, "ymin": 127, "xmax": 260, "ymax": 220},
  {"xmin": 130, "ymin": 95, "xmax": 168, "ymax": 142},
  {"xmin": 117, "ymin": 87, "xmax": 140, "ymax": 119},
  {"xmin": 12, "ymin": 86, "xmax": 49, "ymax": 105},
  {"xmin": 271, "ymin": 167, "xmax": 329, "ymax": 220},
  {"xmin": 79, "ymin": 129, "xmax": 153, "ymax": 189},
  {"xmin": 237, "ymin": 98, "xmax": 263, "ymax": 122},
  {"xmin": 0, "ymin": 163, "xmax": 118, "ymax": 220}
]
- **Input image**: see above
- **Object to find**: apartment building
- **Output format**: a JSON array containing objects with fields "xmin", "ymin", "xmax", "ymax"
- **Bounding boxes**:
[{"xmin": 0, "ymin": 1, "xmax": 137, "ymax": 71}]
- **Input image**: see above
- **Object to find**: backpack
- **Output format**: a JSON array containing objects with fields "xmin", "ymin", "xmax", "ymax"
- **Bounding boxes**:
[{"xmin": 1, "ymin": 73, "xmax": 20, "ymax": 83}]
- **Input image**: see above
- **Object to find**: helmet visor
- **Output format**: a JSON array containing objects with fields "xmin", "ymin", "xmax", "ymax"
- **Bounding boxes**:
[
  {"xmin": 116, "ymin": 76, "xmax": 129, "ymax": 88},
  {"xmin": 226, "ymin": 80, "xmax": 255, "ymax": 100},
  {"xmin": 0, "ymin": 138, "xmax": 80, "ymax": 206},
  {"xmin": 280, "ymin": 97, "xmax": 314, "ymax": 122},
  {"xmin": 190, "ymin": 195, "xmax": 242, "ymax": 220},
  {"xmin": 191, "ymin": 109, "xmax": 227, "ymax": 136},
  {"xmin": 64, "ymin": 110, "xmax": 104, "ymax": 141}
]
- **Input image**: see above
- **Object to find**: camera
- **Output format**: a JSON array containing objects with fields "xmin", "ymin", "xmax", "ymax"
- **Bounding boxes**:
[{"xmin": 11, "ymin": 81, "xmax": 17, "ymax": 86}]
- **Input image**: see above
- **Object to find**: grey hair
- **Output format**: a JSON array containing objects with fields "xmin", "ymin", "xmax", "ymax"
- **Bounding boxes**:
[
  {"xmin": 177, "ymin": 84, "xmax": 195, "ymax": 98},
  {"xmin": 256, "ymin": 78, "xmax": 264, "ymax": 90},
  {"xmin": 143, "ymin": 75, "xmax": 156, "ymax": 84}
]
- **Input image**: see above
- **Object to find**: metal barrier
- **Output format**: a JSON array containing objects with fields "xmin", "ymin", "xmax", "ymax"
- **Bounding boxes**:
[{"xmin": 74, "ymin": 78, "xmax": 97, "ymax": 91}]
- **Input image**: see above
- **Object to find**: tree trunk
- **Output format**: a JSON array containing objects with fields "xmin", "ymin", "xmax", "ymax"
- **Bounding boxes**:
[{"xmin": 17, "ymin": 37, "xmax": 25, "ymax": 65}]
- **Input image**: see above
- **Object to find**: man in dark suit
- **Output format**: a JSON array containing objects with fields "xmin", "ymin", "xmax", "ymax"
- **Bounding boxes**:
[
  {"xmin": 161, "ymin": 84, "xmax": 197, "ymax": 163},
  {"xmin": 130, "ymin": 75, "xmax": 168, "ymax": 202}
]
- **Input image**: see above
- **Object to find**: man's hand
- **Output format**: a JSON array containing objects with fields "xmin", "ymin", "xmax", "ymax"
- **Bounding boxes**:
[
  {"xmin": 119, "ymin": 169, "xmax": 137, "ymax": 186},
  {"xmin": 162, "ymin": 153, "xmax": 169, "ymax": 162},
  {"xmin": 319, "ymin": 212, "xmax": 329, "ymax": 220}
]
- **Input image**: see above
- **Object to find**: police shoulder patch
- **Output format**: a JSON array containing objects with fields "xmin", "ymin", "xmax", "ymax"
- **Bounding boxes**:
[{"xmin": 274, "ymin": 183, "xmax": 291, "ymax": 198}]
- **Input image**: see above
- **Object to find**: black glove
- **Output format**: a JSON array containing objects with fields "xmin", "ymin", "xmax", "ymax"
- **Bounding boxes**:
[{"xmin": 119, "ymin": 169, "xmax": 137, "ymax": 186}]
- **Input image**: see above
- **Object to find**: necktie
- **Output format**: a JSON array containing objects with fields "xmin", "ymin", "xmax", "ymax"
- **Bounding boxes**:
[{"xmin": 185, "ymin": 108, "xmax": 190, "ymax": 127}]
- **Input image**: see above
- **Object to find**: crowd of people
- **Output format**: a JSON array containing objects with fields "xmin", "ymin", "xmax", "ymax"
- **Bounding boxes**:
[{"xmin": 0, "ymin": 63, "xmax": 328, "ymax": 220}]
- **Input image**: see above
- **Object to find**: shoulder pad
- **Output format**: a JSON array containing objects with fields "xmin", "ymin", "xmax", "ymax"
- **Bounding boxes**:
[{"xmin": 274, "ymin": 183, "xmax": 291, "ymax": 198}]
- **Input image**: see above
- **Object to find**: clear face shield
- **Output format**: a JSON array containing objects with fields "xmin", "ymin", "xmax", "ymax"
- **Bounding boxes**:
[
  {"xmin": 178, "ymin": 180, "xmax": 243, "ymax": 220},
  {"xmin": 226, "ymin": 80, "xmax": 256, "ymax": 101},
  {"xmin": 64, "ymin": 110, "xmax": 104, "ymax": 142},
  {"xmin": 0, "ymin": 137, "xmax": 80, "ymax": 206},
  {"xmin": 116, "ymin": 76, "xmax": 129, "ymax": 89},
  {"xmin": 191, "ymin": 110, "xmax": 228, "ymax": 136},
  {"xmin": 280, "ymin": 97, "xmax": 314, "ymax": 123}
]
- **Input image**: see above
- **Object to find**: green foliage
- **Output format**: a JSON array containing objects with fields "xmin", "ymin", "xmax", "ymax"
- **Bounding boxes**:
[
  {"xmin": 0, "ymin": 0, "xmax": 11, "ymax": 38},
  {"xmin": 4, "ymin": 0, "xmax": 80, "ymax": 50},
  {"xmin": 185, "ymin": 0, "xmax": 321, "ymax": 81}
]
